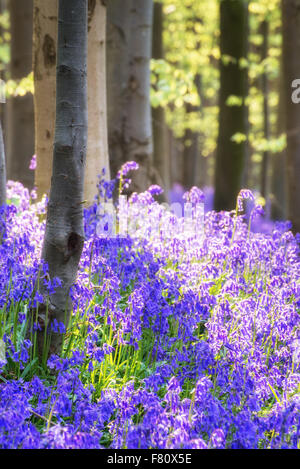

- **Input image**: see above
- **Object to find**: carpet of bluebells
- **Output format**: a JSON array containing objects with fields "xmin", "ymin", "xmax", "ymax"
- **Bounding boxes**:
[{"xmin": 0, "ymin": 164, "xmax": 300, "ymax": 449}]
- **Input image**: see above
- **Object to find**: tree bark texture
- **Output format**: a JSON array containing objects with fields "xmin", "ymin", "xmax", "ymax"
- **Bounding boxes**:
[
  {"xmin": 0, "ymin": 120, "xmax": 6, "ymax": 208},
  {"xmin": 7, "ymin": 0, "xmax": 34, "ymax": 189},
  {"xmin": 214, "ymin": 0, "xmax": 249, "ymax": 211},
  {"xmin": 270, "ymin": 56, "xmax": 287, "ymax": 220},
  {"xmin": 107, "ymin": 0, "xmax": 133, "ymax": 178},
  {"xmin": 33, "ymin": 0, "xmax": 58, "ymax": 200},
  {"xmin": 37, "ymin": 0, "xmax": 88, "ymax": 357},
  {"xmin": 152, "ymin": 1, "xmax": 169, "ymax": 197},
  {"xmin": 281, "ymin": 0, "xmax": 300, "ymax": 233},
  {"xmin": 260, "ymin": 20, "xmax": 270, "ymax": 201},
  {"xmin": 107, "ymin": 0, "xmax": 156, "ymax": 194},
  {"xmin": 34, "ymin": 0, "xmax": 109, "ymax": 204},
  {"xmin": 85, "ymin": 0, "xmax": 110, "ymax": 204}
]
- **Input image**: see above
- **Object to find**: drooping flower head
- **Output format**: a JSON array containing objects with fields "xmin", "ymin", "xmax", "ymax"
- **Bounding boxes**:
[
  {"xmin": 183, "ymin": 186, "xmax": 205, "ymax": 204},
  {"xmin": 237, "ymin": 189, "xmax": 255, "ymax": 212},
  {"xmin": 147, "ymin": 185, "xmax": 163, "ymax": 196},
  {"xmin": 116, "ymin": 161, "xmax": 139, "ymax": 179},
  {"xmin": 29, "ymin": 154, "xmax": 37, "ymax": 171}
]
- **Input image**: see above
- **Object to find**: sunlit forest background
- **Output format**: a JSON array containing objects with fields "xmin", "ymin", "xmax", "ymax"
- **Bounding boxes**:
[
  {"xmin": 0, "ymin": 1, "xmax": 300, "ymax": 450},
  {"xmin": 1, "ymin": 0, "xmax": 296, "ymax": 228}
]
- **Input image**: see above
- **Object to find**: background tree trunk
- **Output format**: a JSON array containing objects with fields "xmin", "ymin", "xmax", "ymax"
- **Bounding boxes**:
[
  {"xmin": 214, "ymin": 0, "xmax": 249, "ymax": 211},
  {"xmin": 270, "ymin": 56, "xmax": 287, "ymax": 220},
  {"xmin": 152, "ymin": 1, "xmax": 169, "ymax": 198},
  {"xmin": 37, "ymin": 0, "xmax": 88, "ymax": 357},
  {"xmin": 125, "ymin": 0, "xmax": 154, "ymax": 193},
  {"xmin": 107, "ymin": 0, "xmax": 156, "ymax": 194},
  {"xmin": 107, "ymin": 0, "xmax": 132, "ymax": 180},
  {"xmin": 34, "ymin": 0, "xmax": 109, "ymax": 204},
  {"xmin": 0, "ymin": 0, "xmax": 7, "ymax": 140},
  {"xmin": 85, "ymin": 0, "xmax": 110, "ymax": 204},
  {"xmin": 7, "ymin": 0, "xmax": 34, "ymax": 189},
  {"xmin": 260, "ymin": 20, "xmax": 270, "ymax": 201},
  {"xmin": 0, "ymin": 120, "xmax": 6, "ymax": 208},
  {"xmin": 181, "ymin": 74, "xmax": 203, "ymax": 190},
  {"xmin": 33, "ymin": 0, "xmax": 58, "ymax": 200},
  {"xmin": 281, "ymin": 0, "xmax": 300, "ymax": 233}
]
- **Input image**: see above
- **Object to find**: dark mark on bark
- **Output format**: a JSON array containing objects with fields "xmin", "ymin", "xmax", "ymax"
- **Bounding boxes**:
[
  {"xmin": 65, "ymin": 232, "xmax": 83, "ymax": 262},
  {"xmin": 88, "ymin": 0, "xmax": 96, "ymax": 30},
  {"xmin": 42, "ymin": 34, "xmax": 56, "ymax": 68}
]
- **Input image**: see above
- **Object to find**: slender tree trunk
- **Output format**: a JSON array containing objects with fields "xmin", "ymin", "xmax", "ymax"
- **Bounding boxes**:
[
  {"xmin": 0, "ymin": 120, "xmax": 6, "ymax": 208},
  {"xmin": 281, "ymin": 0, "xmax": 300, "ymax": 233},
  {"xmin": 107, "ymin": 0, "xmax": 155, "ymax": 194},
  {"xmin": 107, "ymin": 0, "xmax": 132, "ymax": 179},
  {"xmin": 36, "ymin": 0, "xmax": 88, "ymax": 357},
  {"xmin": 33, "ymin": 0, "xmax": 58, "ymax": 200},
  {"xmin": 152, "ymin": 1, "xmax": 169, "ymax": 197},
  {"xmin": 34, "ymin": 0, "xmax": 109, "ymax": 204},
  {"xmin": 7, "ymin": 0, "xmax": 34, "ymax": 189},
  {"xmin": 125, "ymin": 0, "xmax": 154, "ymax": 193},
  {"xmin": 0, "ymin": 119, "xmax": 6, "ymax": 241},
  {"xmin": 182, "ymin": 112, "xmax": 199, "ymax": 189},
  {"xmin": 214, "ymin": 0, "xmax": 249, "ymax": 211},
  {"xmin": 260, "ymin": 20, "xmax": 270, "ymax": 200},
  {"xmin": 270, "ymin": 56, "xmax": 287, "ymax": 220},
  {"xmin": 85, "ymin": 0, "xmax": 110, "ymax": 204},
  {"xmin": 0, "ymin": 0, "xmax": 7, "ymax": 139},
  {"xmin": 182, "ymin": 74, "xmax": 204, "ymax": 190}
]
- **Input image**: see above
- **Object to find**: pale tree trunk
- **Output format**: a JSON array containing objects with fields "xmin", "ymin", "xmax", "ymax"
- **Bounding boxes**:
[
  {"xmin": 182, "ymin": 74, "xmax": 204, "ymax": 190},
  {"xmin": 107, "ymin": 0, "xmax": 132, "ymax": 179},
  {"xmin": 0, "ymin": 119, "xmax": 6, "ymax": 241},
  {"xmin": 0, "ymin": 120, "xmax": 6, "ymax": 208},
  {"xmin": 85, "ymin": 0, "xmax": 110, "ymax": 204},
  {"xmin": 214, "ymin": 0, "xmax": 249, "ymax": 211},
  {"xmin": 260, "ymin": 20, "xmax": 270, "ymax": 201},
  {"xmin": 182, "ymin": 116, "xmax": 198, "ymax": 189},
  {"xmin": 281, "ymin": 0, "xmax": 300, "ymax": 233},
  {"xmin": 7, "ymin": 0, "xmax": 34, "ymax": 189},
  {"xmin": 34, "ymin": 0, "xmax": 109, "ymax": 204},
  {"xmin": 33, "ymin": 0, "xmax": 58, "ymax": 200},
  {"xmin": 270, "ymin": 56, "xmax": 287, "ymax": 220},
  {"xmin": 36, "ymin": 0, "xmax": 88, "ymax": 357},
  {"xmin": 125, "ymin": 0, "xmax": 154, "ymax": 193},
  {"xmin": 0, "ymin": 0, "xmax": 7, "ymax": 138},
  {"xmin": 107, "ymin": 0, "xmax": 155, "ymax": 194},
  {"xmin": 152, "ymin": 1, "xmax": 169, "ymax": 198}
]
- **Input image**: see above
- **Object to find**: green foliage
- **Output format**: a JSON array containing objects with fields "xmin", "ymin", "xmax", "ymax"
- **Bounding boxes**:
[
  {"xmin": 151, "ymin": 0, "xmax": 284, "ymax": 192},
  {"xmin": 6, "ymin": 72, "xmax": 34, "ymax": 97},
  {"xmin": 151, "ymin": 0, "xmax": 219, "ymax": 160}
]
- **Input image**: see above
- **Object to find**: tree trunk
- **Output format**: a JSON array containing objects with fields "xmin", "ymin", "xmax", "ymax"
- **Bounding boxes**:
[
  {"xmin": 260, "ymin": 20, "xmax": 270, "ymax": 201},
  {"xmin": 125, "ymin": 0, "xmax": 154, "ymax": 193},
  {"xmin": 270, "ymin": 56, "xmax": 287, "ymax": 220},
  {"xmin": 85, "ymin": 0, "xmax": 110, "ymax": 204},
  {"xmin": 107, "ymin": 0, "xmax": 155, "ymax": 194},
  {"xmin": 34, "ymin": 0, "xmax": 109, "ymax": 204},
  {"xmin": 0, "ymin": 0, "xmax": 7, "ymax": 140},
  {"xmin": 107, "ymin": 0, "xmax": 132, "ymax": 180},
  {"xmin": 0, "ymin": 120, "xmax": 6, "ymax": 208},
  {"xmin": 214, "ymin": 0, "xmax": 249, "ymax": 211},
  {"xmin": 0, "ymin": 119, "xmax": 6, "ymax": 241},
  {"xmin": 182, "ymin": 74, "xmax": 204, "ymax": 190},
  {"xmin": 281, "ymin": 0, "xmax": 300, "ymax": 233},
  {"xmin": 182, "ymin": 116, "xmax": 199, "ymax": 189},
  {"xmin": 152, "ymin": 1, "xmax": 169, "ymax": 197},
  {"xmin": 36, "ymin": 0, "xmax": 88, "ymax": 357},
  {"xmin": 7, "ymin": 0, "xmax": 34, "ymax": 189},
  {"xmin": 33, "ymin": 0, "xmax": 58, "ymax": 200}
]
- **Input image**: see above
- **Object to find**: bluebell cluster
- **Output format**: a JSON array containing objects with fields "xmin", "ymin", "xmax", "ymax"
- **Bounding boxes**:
[{"xmin": 0, "ymin": 174, "xmax": 299, "ymax": 449}]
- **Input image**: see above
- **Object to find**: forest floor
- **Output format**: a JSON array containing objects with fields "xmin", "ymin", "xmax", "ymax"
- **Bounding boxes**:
[{"xmin": 0, "ymin": 178, "xmax": 299, "ymax": 449}]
